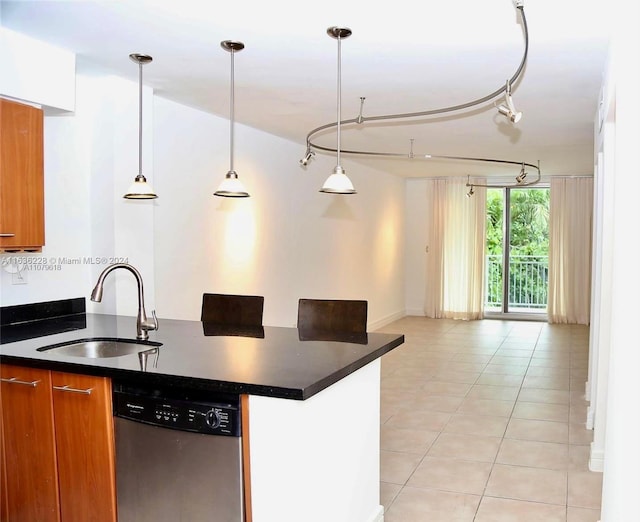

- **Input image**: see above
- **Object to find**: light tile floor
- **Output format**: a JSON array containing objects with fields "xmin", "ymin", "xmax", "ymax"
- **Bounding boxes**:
[{"xmin": 376, "ymin": 316, "xmax": 602, "ymax": 522}]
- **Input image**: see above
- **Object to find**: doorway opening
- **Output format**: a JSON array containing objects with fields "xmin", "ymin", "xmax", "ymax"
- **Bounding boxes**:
[{"xmin": 485, "ymin": 186, "xmax": 550, "ymax": 318}]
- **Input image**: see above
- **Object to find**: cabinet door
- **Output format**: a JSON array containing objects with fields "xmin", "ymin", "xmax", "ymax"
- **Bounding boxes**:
[
  {"xmin": 1, "ymin": 390, "xmax": 8, "ymax": 522},
  {"xmin": 0, "ymin": 365, "xmax": 60, "ymax": 522},
  {"xmin": 51, "ymin": 372, "xmax": 116, "ymax": 522},
  {"xmin": 0, "ymin": 98, "xmax": 45, "ymax": 251}
]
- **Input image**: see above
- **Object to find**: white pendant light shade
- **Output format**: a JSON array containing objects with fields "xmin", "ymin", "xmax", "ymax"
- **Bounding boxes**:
[
  {"xmin": 320, "ymin": 166, "xmax": 356, "ymax": 194},
  {"xmin": 214, "ymin": 170, "xmax": 249, "ymax": 198},
  {"xmin": 124, "ymin": 174, "xmax": 158, "ymax": 199},
  {"xmin": 124, "ymin": 53, "xmax": 157, "ymax": 200}
]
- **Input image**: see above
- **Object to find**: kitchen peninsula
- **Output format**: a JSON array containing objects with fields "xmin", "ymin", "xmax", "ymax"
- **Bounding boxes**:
[{"xmin": 0, "ymin": 298, "xmax": 404, "ymax": 522}]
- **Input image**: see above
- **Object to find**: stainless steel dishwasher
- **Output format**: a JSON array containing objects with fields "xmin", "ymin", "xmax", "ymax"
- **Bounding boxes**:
[{"xmin": 113, "ymin": 382, "xmax": 244, "ymax": 522}]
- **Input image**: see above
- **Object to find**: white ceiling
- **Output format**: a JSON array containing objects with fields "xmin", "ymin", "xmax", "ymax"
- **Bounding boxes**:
[{"xmin": 0, "ymin": 0, "xmax": 611, "ymax": 179}]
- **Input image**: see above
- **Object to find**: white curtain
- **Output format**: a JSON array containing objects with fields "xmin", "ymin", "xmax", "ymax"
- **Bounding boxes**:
[
  {"xmin": 425, "ymin": 178, "xmax": 486, "ymax": 320},
  {"xmin": 548, "ymin": 177, "xmax": 593, "ymax": 324}
]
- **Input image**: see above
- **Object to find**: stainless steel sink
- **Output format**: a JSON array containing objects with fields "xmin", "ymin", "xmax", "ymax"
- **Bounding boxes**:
[{"xmin": 37, "ymin": 338, "xmax": 162, "ymax": 358}]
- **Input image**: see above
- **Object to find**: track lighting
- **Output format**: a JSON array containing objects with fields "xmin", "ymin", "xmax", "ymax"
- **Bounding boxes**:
[
  {"xmin": 300, "ymin": 150, "xmax": 315, "ymax": 166},
  {"xmin": 124, "ymin": 53, "xmax": 158, "ymax": 199},
  {"xmin": 320, "ymin": 27, "xmax": 356, "ymax": 194},
  {"xmin": 214, "ymin": 40, "xmax": 250, "ymax": 198},
  {"xmin": 465, "ymin": 160, "xmax": 540, "ymax": 193},
  {"xmin": 497, "ymin": 79, "xmax": 522, "ymax": 124},
  {"xmin": 302, "ymin": 3, "xmax": 533, "ymax": 189}
]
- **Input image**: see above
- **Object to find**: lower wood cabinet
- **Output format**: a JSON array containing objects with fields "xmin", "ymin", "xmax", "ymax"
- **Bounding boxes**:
[
  {"xmin": 1, "ymin": 407, "xmax": 7, "ymax": 522},
  {"xmin": 51, "ymin": 372, "xmax": 116, "ymax": 522},
  {"xmin": 0, "ymin": 365, "xmax": 116, "ymax": 522},
  {"xmin": 0, "ymin": 365, "xmax": 60, "ymax": 522}
]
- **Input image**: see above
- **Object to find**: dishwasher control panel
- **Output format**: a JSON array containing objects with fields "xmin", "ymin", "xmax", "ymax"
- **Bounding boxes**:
[{"xmin": 113, "ymin": 383, "xmax": 240, "ymax": 437}]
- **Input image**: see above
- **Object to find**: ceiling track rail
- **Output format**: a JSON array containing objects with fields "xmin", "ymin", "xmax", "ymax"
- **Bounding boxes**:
[{"xmin": 301, "ymin": 2, "xmax": 541, "ymax": 191}]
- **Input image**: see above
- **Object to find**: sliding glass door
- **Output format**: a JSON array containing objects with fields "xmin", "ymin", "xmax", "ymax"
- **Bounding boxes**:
[{"xmin": 485, "ymin": 187, "xmax": 550, "ymax": 317}]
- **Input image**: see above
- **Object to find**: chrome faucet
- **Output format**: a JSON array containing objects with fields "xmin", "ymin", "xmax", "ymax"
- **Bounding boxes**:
[{"xmin": 90, "ymin": 263, "xmax": 159, "ymax": 341}]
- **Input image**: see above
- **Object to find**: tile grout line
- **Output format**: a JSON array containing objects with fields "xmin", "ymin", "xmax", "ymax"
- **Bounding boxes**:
[{"xmin": 379, "ymin": 319, "xmax": 595, "ymax": 520}]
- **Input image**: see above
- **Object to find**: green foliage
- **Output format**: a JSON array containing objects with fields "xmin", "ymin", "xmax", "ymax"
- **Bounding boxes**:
[
  {"xmin": 508, "ymin": 189, "xmax": 549, "ymax": 256},
  {"xmin": 486, "ymin": 188, "xmax": 549, "ymax": 257}
]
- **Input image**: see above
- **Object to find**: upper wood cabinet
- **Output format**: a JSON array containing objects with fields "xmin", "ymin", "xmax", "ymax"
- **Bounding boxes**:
[{"xmin": 0, "ymin": 98, "xmax": 45, "ymax": 252}]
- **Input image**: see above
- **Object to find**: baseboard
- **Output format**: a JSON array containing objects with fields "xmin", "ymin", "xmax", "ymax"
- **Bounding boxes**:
[
  {"xmin": 366, "ymin": 505, "xmax": 384, "ymax": 522},
  {"xmin": 589, "ymin": 443, "xmax": 605, "ymax": 472},
  {"xmin": 369, "ymin": 310, "xmax": 406, "ymax": 331},
  {"xmin": 404, "ymin": 308, "xmax": 426, "ymax": 317}
]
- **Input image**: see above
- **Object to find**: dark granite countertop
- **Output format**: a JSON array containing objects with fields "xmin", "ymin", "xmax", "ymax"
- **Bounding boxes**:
[{"xmin": 0, "ymin": 310, "xmax": 404, "ymax": 400}]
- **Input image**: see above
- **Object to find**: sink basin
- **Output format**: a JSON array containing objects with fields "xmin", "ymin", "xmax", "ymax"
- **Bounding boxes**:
[{"xmin": 37, "ymin": 337, "xmax": 162, "ymax": 358}]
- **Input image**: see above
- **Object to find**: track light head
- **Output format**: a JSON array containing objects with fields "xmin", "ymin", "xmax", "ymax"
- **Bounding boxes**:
[
  {"xmin": 516, "ymin": 165, "xmax": 527, "ymax": 183},
  {"xmin": 300, "ymin": 150, "xmax": 315, "ymax": 166},
  {"xmin": 467, "ymin": 185, "xmax": 475, "ymax": 197},
  {"xmin": 497, "ymin": 80, "xmax": 522, "ymax": 124},
  {"xmin": 498, "ymin": 103, "xmax": 522, "ymax": 123}
]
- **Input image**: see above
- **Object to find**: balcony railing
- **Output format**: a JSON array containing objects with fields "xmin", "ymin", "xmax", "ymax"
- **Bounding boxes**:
[{"xmin": 485, "ymin": 254, "xmax": 548, "ymax": 312}]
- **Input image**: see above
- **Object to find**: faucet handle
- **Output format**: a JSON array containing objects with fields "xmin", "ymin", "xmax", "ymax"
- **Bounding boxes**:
[{"xmin": 141, "ymin": 310, "xmax": 159, "ymax": 334}]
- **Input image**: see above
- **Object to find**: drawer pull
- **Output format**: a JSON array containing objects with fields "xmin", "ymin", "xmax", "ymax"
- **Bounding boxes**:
[
  {"xmin": 0, "ymin": 377, "xmax": 40, "ymax": 387},
  {"xmin": 53, "ymin": 385, "xmax": 93, "ymax": 395},
  {"xmin": 0, "ymin": 233, "xmax": 16, "ymax": 237}
]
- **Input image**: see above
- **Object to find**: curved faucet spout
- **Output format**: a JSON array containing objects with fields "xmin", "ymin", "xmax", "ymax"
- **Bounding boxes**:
[{"xmin": 90, "ymin": 263, "xmax": 159, "ymax": 340}]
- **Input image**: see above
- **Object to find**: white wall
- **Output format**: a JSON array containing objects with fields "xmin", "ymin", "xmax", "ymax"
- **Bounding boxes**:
[
  {"xmin": 0, "ymin": 87, "xmax": 91, "ymax": 305},
  {"xmin": 152, "ymin": 96, "xmax": 405, "ymax": 327},
  {"xmin": 598, "ymin": 3, "xmax": 640, "ymax": 519},
  {"xmin": 1, "ymin": 68, "xmax": 406, "ymax": 329},
  {"xmin": 0, "ymin": 74, "xmax": 155, "ymax": 318},
  {"xmin": 404, "ymin": 179, "xmax": 429, "ymax": 315},
  {"xmin": 0, "ymin": 27, "xmax": 75, "ymax": 112},
  {"xmin": 248, "ymin": 360, "xmax": 382, "ymax": 522}
]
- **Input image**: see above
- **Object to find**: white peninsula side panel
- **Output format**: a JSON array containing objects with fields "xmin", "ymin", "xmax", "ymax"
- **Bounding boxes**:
[{"xmin": 248, "ymin": 360, "xmax": 383, "ymax": 522}]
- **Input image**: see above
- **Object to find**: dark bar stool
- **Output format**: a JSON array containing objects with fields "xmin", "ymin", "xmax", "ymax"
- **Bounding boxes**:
[
  {"xmin": 201, "ymin": 293, "xmax": 264, "ymax": 327},
  {"xmin": 296, "ymin": 299, "xmax": 368, "ymax": 335}
]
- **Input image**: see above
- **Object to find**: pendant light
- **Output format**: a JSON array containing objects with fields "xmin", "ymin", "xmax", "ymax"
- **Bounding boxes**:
[
  {"xmin": 124, "ymin": 53, "xmax": 158, "ymax": 199},
  {"xmin": 214, "ymin": 40, "xmax": 250, "ymax": 198},
  {"xmin": 320, "ymin": 27, "xmax": 356, "ymax": 194}
]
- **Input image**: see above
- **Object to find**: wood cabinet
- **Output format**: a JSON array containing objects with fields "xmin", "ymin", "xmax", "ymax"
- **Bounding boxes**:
[
  {"xmin": 0, "ymin": 365, "xmax": 116, "ymax": 522},
  {"xmin": 0, "ymin": 365, "xmax": 60, "ymax": 522},
  {"xmin": 51, "ymin": 372, "xmax": 117, "ymax": 522},
  {"xmin": 0, "ymin": 410, "xmax": 6, "ymax": 522},
  {"xmin": 0, "ymin": 411, "xmax": 6, "ymax": 522},
  {"xmin": 0, "ymin": 98, "xmax": 45, "ymax": 252}
]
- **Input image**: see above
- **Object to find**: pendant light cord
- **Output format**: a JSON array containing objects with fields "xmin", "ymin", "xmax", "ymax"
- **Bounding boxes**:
[
  {"xmin": 336, "ymin": 33, "xmax": 342, "ymax": 167},
  {"xmin": 229, "ymin": 48, "xmax": 235, "ymax": 173},
  {"xmin": 138, "ymin": 60, "xmax": 143, "ymax": 177}
]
